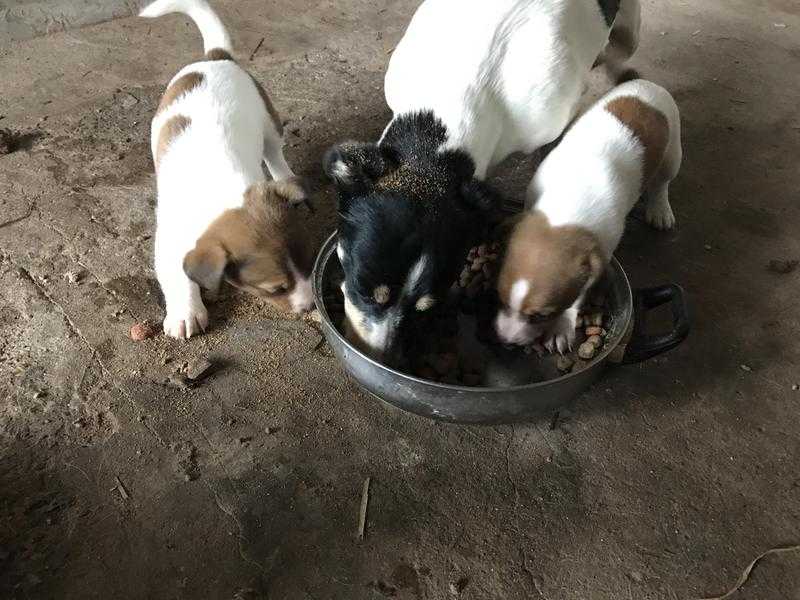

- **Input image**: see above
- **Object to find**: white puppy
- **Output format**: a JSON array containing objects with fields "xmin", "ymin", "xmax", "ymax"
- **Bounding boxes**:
[
  {"xmin": 383, "ymin": 0, "xmax": 641, "ymax": 178},
  {"xmin": 495, "ymin": 79, "xmax": 682, "ymax": 351},
  {"xmin": 141, "ymin": 0, "xmax": 313, "ymax": 339}
]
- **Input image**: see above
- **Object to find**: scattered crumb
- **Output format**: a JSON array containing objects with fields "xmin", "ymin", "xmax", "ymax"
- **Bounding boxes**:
[{"xmin": 130, "ymin": 320, "xmax": 158, "ymax": 341}]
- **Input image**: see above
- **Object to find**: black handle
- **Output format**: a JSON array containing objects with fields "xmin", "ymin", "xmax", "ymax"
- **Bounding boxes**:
[{"xmin": 622, "ymin": 284, "xmax": 690, "ymax": 364}]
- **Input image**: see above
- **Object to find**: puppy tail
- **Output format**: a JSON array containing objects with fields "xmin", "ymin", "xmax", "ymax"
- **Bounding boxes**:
[{"xmin": 139, "ymin": 0, "xmax": 232, "ymax": 55}]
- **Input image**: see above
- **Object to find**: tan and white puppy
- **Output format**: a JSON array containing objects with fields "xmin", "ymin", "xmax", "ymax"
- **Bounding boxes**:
[
  {"xmin": 496, "ymin": 79, "xmax": 682, "ymax": 352},
  {"xmin": 141, "ymin": 0, "xmax": 313, "ymax": 339}
]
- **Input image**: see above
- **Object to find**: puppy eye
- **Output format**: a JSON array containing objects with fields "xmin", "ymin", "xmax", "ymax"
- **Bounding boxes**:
[
  {"xmin": 261, "ymin": 283, "xmax": 288, "ymax": 295},
  {"xmin": 526, "ymin": 312, "xmax": 552, "ymax": 324}
]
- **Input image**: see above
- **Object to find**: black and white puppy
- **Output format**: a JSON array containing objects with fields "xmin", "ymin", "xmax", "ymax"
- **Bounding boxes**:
[
  {"xmin": 325, "ymin": 0, "xmax": 640, "ymax": 360},
  {"xmin": 325, "ymin": 113, "xmax": 498, "ymax": 360}
]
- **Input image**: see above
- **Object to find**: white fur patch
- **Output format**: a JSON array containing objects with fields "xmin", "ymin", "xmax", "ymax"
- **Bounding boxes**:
[
  {"xmin": 330, "ymin": 160, "xmax": 352, "ymax": 182},
  {"xmin": 288, "ymin": 258, "xmax": 313, "ymax": 313},
  {"xmin": 415, "ymin": 294, "xmax": 436, "ymax": 311},
  {"xmin": 495, "ymin": 309, "xmax": 534, "ymax": 346},
  {"xmin": 509, "ymin": 279, "xmax": 530, "ymax": 312},
  {"xmin": 404, "ymin": 255, "xmax": 428, "ymax": 293},
  {"xmin": 336, "ymin": 241, "xmax": 346, "ymax": 264}
]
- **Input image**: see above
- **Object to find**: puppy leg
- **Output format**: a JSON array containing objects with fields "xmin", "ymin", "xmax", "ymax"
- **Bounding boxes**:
[
  {"xmin": 599, "ymin": 0, "xmax": 641, "ymax": 82},
  {"xmin": 645, "ymin": 118, "xmax": 682, "ymax": 230},
  {"xmin": 156, "ymin": 251, "xmax": 209, "ymax": 339},
  {"xmin": 644, "ymin": 181, "xmax": 675, "ymax": 230},
  {"xmin": 263, "ymin": 138, "xmax": 296, "ymax": 182},
  {"xmin": 263, "ymin": 133, "xmax": 311, "ymax": 209}
]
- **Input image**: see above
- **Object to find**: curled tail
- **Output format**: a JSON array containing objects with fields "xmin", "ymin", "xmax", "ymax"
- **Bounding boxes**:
[{"xmin": 140, "ymin": 0, "xmax": 232, "ymax": 55}]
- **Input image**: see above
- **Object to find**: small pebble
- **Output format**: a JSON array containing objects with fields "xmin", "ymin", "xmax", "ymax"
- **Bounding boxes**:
[
  {"xmin": 704, "ymin": 244, "xmax": 712, "ymax": 251},
  {"xmin": 185, "ymin": 357, "xmax": 213, "ymax": 381},
  {"xmin": 740, "ymin": 364, "xmax": 752, "ymax": 372},
  {"xmin": 585, "ymin": 326, "xmax": 604, "ymax": 336},
  {"xmin": 586, "ymin": 335, "xmax": 603, "ymax": 348},
  {"xmin": 477, "ymin": 244, "xmax": 488, "ymax": 257},
  {"xmin": 578, "ymin": 342, "xmax": 596, "ymax": 360},
  {"xmin": 629, "ymin": 571, "xmax": 643, "ymax": 583},
  {"xmin": 63, "ymin": 270, "xmax": 82, "ymax": 284},
  {"xmin": 130, "ymin": 320, "xmax": 158, "ymax": 341}
]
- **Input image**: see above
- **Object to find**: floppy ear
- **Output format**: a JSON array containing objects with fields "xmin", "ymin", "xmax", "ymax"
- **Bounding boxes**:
[
  {"xmin": 459, "ymin": 179, "xmax": 502, "ymax": 213},
  {"xmin": 323, "ymin": 141, "xmax": 397, "ymax": 190},
  {"xmin": 183, "ymin": 241, "xmax": 228, "ymax": 293}
]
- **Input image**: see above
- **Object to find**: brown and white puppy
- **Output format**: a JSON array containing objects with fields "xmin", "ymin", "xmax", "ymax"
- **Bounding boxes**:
[
  {"xmin": 141, "ymin": 0, "xmax": 313, "ymax": 338},
  {"xmin": 496, "ymin": 79, "xmax": 682, "ymax": 352}
]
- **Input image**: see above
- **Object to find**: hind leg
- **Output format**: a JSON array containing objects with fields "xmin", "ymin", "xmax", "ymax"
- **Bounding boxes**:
[
  {"xmin": 645, "ymin": 116, "xmax": 682, "ymax": 230},
  {"xmin": 598, "ymin": 0, "xmax": 641, "ymax": 81},
  {"xmin": 263, "ymin": 137, "xmax": 296, "ymax": 181},
  {"xmin": 644, "ymin": 181, "xmax": 675, "ymax": 230}
]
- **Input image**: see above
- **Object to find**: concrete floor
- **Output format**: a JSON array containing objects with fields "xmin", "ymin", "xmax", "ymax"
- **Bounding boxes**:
[{"xmin": 1, "ymin": 1, "xmax": 799, "ymax": 598}]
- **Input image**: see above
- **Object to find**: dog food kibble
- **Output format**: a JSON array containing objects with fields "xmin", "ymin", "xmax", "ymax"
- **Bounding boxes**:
[
  {"xmin": 586, "ymin": 334, "xmax": 603, "ymax": 348},
  {"xmin": 130, "ymin": 320, "xmax": 158, "ymax": 341},
  {"xmin": 578, "ymin": 341, "xmax": 597, "ymax": 360},
  {"xmin": 556, "ymin": 355, "xmax": 575, "ymax": 372}
]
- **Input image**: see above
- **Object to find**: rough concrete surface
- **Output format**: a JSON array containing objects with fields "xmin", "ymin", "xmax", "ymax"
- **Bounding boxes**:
[
  {"xmin": 1, "ymin": 1, "xmax": 799, "ymax": 599},
  {"xmin": 0, "ymin": 0, "xmax": 144, "ymax": 42}
]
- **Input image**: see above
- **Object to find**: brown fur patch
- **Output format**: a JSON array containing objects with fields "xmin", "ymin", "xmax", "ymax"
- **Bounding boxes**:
[
  {"xmin": 605, "ymin": 96, "xmax": 669, "ymax": 184},
  {"xmin": 183, "ymin": 179, "xmax": 312, "ymax": 311},
  {"xmin": 155, "ymin": 115, "xmax": 191, "ymax": 169},
  {"xmin": 249, "ymin": 75, "xmax": 284, "ymax": 136},
  {"xmin": 205, "ymin": 48, "xmax": 233, "ymax": 61},
  {"xmin": 157, "ymin": 72, "xmax": 204, "ymax": 114},
  {"xmin": 497, "ymin": 212, "xmax": 604, "ymax": 317}
]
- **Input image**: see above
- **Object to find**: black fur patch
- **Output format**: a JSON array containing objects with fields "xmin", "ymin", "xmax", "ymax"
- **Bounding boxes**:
[
  {"xmin": 596, "ymin": 0, "xmax": 620, "ymax": 26},
  {"xmin": 326, "ymin": 111, "xmax": 501, "ymax": 341}
]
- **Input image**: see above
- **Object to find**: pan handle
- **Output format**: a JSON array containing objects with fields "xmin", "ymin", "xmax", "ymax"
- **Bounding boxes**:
[{"xmin": 622, "ymin": 284, "xmax": 690, "ymax": 364}]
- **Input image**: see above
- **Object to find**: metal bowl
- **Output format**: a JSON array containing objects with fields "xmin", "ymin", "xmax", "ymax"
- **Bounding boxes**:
[{"xmin": 312, "ymin": 231, "xmax": 690, "ymax": 424}]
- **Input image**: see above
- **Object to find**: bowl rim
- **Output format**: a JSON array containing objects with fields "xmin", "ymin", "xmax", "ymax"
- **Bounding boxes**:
[{"xmin": 312, "ymin": 230, "xmax": 633, "ymax": 393}]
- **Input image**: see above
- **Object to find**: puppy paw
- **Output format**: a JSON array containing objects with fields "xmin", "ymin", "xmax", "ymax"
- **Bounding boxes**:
[
  {"xmin": 645, "ymin": 201, "xmax": 676, "ymax": 230},
  {"xmin": 274, "ymin": 176, "xmax": 311, "ymax": 208},
  {"xmin": 163, "ymin": 303, "xmax": 209, "ymax": 339},
  {"xmin": 543, "ymin": 312, "xmax": 577, "ymax": 355}
]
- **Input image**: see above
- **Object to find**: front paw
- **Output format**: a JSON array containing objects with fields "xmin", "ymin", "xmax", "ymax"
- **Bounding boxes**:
[
  {"xmin": 163, "ymin": 303, "xmax": 209, "ymax": 339},
  {"xmin": 542, "ymin": 312, "xmax": 577, "ymax": 355}
]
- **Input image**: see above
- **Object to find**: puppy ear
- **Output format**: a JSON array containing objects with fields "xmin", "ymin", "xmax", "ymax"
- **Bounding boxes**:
[
  {"xmin": 323, "ymin": 141, "xmax": 397, "ymax": 189},
  {"xmin": 183, "ymin": 241, "xmax": 228, "ymax": 293},
  {"xmin": 460, "ymin": 179, "xmax": 502, "ymax": 213}
]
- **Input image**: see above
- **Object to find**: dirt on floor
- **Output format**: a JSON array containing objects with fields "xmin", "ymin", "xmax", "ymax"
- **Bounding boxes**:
[{"xmin": 1, "ymin": 0, "xmax": 799, "ymax": 599}]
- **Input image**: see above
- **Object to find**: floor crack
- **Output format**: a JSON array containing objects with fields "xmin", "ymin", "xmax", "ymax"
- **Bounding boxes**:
[
  {"xmin": 13, "ymin": 255, "xmax": 166, "ymax": 449},
  {"xmin": 520, "ymin": 549, "xmax": 547, "ymax": 599}
]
